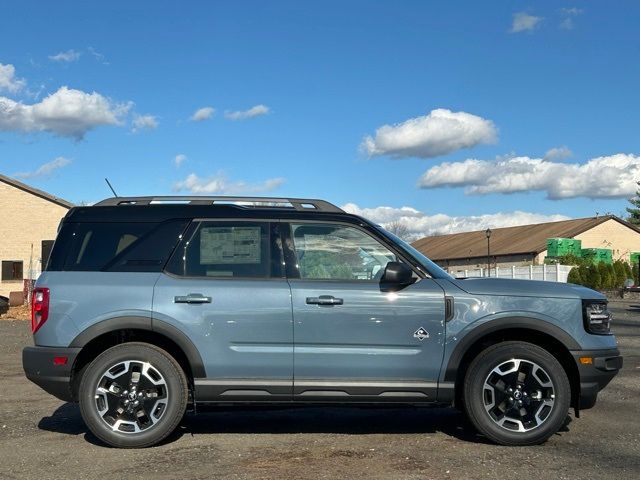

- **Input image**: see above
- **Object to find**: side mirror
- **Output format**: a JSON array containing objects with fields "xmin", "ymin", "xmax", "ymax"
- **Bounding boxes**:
[{"xmin": 381, "ymin": 262, "xmax": 414, "ymax": 290}]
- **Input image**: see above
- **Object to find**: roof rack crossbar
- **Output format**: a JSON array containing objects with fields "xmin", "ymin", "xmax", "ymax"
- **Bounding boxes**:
[{"xmin": 94, "ymin": 196, "xmax": 344, "ymax": 213}]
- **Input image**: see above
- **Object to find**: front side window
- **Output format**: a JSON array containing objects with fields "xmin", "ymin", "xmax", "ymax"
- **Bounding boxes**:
[
  {"xmin": 166, "ymin": 221, "xmax": 273, "ymax": 278},
  {"xmin": 290, "ymin": 223, "xmax": 398, "ymax": 280}
]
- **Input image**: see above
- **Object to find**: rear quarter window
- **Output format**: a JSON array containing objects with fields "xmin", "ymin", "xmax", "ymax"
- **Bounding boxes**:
[{"xmin": 47, "ymin": 220, "xmax": 189, "ymax": 272}]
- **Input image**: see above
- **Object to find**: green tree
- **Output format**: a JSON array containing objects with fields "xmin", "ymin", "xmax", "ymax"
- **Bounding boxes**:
[
  {"xmin": 597, "ymin": 262, "xmax": 611, "ymax": 289},
  {"xmin": 546, "ymin": 253, "xmax": 592, "ymax": 268},
  {"xmin": 613, "ymin": 260, "xmax": 627, "ymax": 288},
  {"xmin": 627, "ymin": 181, "xmax": 640, "ymax": 226},
  {"xmin": 586, "ymin": 264, "xmax": 602, "ymax": 290},
  {"xmin": 605, "ymin": 263, "xmax": 617, "ymax": 288},
  {"xmin": 624, "ymin": 261, "xmax": 634, "ymax": 284},
  {"xmin": 567, "ymin": 267, "xmax": 583, "ymax": 285},
  {"xmin": 578, "ymin": 264, "xmax": 590, "ymax": 285}
]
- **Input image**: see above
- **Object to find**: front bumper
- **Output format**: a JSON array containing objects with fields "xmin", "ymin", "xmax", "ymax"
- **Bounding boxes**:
[
  {"xmin": 571, "ymin": 348, "xmax": 623, "ymax": 410},
  {"xmin": 23, "ymin": 346, "xmax": 81, "ymax": 402}
]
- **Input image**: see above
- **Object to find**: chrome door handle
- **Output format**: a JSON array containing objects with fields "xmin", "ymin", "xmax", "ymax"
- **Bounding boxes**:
[
  {"xmin": 174, "ymin": 294, "xmax": 212, "ymax": 304},
  {"xmin": 306, "ymin": 295, "xmax": 344, "ymax": 306}
]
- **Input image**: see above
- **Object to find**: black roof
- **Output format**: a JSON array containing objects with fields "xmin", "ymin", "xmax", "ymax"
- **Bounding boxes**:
[{"xmin": 65, "ymin": 196, "xmax": 366, "ymax": 224}]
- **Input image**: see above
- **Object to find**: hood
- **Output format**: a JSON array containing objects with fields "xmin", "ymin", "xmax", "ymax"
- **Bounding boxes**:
[{"xmin": 449, "ymin": 277, "xmax": 605, "ymax": 300}]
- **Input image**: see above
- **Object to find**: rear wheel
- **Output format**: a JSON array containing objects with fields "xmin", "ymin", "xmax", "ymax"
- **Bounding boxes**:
[
  {"xmin": 463, "ymin": 341, "xmax": 570, "ymax": 446},
  {"xmin": 78, "ymin": 342, "xmax": 188, "ymax": 448}
]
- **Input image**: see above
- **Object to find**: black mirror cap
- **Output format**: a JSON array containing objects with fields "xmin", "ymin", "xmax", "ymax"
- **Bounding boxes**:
[{"xmin": 381, "ymin": 261, "xmax": 414, "ymax": 288}]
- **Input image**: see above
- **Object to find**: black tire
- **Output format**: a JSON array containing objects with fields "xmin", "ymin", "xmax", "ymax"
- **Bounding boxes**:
[
  {"xmin": 462, "ymin": 341, "xmax": 570, "ymax": 446},
  {"xmin": 78, "ymin": 342, "xmax": 188, "ymax": 448}
]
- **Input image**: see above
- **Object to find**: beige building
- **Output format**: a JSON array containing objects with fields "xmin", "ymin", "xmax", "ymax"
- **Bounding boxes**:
[
  {"xmin": 0, "ymin": 175, "xmax": 73, "ymax": 300},
  {"xmin": 412, "ymin": 216, "xmax": 640, "ymax": 271}
]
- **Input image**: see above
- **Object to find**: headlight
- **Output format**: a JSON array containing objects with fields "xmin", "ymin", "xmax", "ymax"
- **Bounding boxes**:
[{"xmin": 582, "ymin": 300, "xmax": 612, "ymax": 335}]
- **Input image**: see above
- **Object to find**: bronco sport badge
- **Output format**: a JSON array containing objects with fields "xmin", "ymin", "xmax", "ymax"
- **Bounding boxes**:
[{"xmin": 413, "ymin": 327, "xmax": 429, "ymax": 341}]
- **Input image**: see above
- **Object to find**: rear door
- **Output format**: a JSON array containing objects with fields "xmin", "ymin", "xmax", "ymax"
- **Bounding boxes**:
[
  {"xmin": 152, "ymin": 220, "xmax": 293, "ymax": 401},
  {"xmin": 285, "ymin": 221, "xmax": 446, "ymax": 402}
]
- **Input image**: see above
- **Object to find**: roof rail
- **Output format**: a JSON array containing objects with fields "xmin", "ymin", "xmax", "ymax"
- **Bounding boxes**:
[{"xmin": 93, "ymin": 196, "xmax": 344, "ymax": 213}]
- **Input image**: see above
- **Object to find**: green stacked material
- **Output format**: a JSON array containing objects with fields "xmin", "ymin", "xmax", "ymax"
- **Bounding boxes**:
[
  {"xmin": 546, "ymin": 238, "xmax": 582, "ymax": 257},
  {"xmin": 581, "ymin": 248, "xmax": 613, "ymax": 265},
  {"xmin": 631, "ymin": 252, "xmax": 640, "ymax": 264}
]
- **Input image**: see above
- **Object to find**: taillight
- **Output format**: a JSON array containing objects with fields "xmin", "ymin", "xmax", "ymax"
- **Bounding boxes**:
[{"xmin": 31, "ymin": 287, "xmax": 50, "ymax": 334}]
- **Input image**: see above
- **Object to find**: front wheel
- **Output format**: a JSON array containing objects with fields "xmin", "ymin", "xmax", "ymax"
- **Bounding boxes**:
[
  {"xmin": 463, "ymin": 341, "xmax": 570, "ymax": 446},
  {"xmin": 78, "ymin": 342, "xmax": 188, "ymax": 448}
]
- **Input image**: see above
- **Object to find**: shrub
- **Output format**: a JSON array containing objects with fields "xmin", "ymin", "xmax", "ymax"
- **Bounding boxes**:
[
  {"xmin": 606, "ymin": 263, "xmax": 617, "ymax": 288},
  {"xmin": 567, "ymin": 267, "xmax": 583, "ymax": 285},
  {"xmin": 613, "ymin": 260, "xmax": 627, "ymax": 287},
  {"xmin": 553, "ymin": 256, "xmax": 634, "ymax": 290},
  {"xmin": 577, "ymin": 264, "xmax": 590, "ymax": 284},
  {"xmin": 548, "ymin": 254, "xmax": 591, "ymax": 268},
  {"xmin": 624, "ymin": 261, "xmax": 633, "ymax": 282},
  {"xmin": 584, "ymin": 264, "xmax": 601, "ymax": 290},
  {"xmin": 596, "ymin": 262, "xmax": 609, "ymax": 289}
]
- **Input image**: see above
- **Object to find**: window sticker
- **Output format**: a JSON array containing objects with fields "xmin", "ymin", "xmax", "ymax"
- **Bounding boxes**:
[{"xmin": 200, "ymin": 226, "xmax": 262, "ymax": 264}]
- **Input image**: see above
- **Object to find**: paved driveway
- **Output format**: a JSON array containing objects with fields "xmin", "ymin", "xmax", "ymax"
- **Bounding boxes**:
[{"xmin": 1, "ymin": 300, "xmax": 638, "ymax": 479}]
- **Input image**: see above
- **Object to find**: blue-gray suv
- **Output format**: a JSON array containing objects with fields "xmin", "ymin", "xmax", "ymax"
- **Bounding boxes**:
[{"xmin": 23, "ymin": 196, "xmax": 622, "ymax": 448}]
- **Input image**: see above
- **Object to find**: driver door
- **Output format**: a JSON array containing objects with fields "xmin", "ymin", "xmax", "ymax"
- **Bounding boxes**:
[{"xmin": 285, "ymin": 222, "xmax": 446, "ymax": 402}]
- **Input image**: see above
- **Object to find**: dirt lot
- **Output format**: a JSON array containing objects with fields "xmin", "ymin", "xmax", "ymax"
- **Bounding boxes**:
[{"xmin": 1, "ymin": 301, "xmax": 638, "ymax": 480}]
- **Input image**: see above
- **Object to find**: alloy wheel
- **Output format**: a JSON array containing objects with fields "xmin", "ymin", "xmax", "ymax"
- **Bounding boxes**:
[
  {"xmin": 482, "ymin": 358, "xmax": 556, "ymax": 433},
  {"xmin": 94, "ymin": 360, "xmax": 169, "ymax": 434}
]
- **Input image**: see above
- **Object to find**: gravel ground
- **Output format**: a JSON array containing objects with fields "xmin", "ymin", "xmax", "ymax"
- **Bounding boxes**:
[{"xmin": 1, "ymin": 300, "xmax": 638, "ymax": 480}]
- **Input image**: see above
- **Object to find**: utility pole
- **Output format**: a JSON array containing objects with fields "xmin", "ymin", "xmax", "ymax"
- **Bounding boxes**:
[
  {"xmin": 485, "ymin": 228, "xmax": 492, "ymax": 278},
  {"xmin": 28, "ymin": 243, "xmax": 33, "ymax": 306}
]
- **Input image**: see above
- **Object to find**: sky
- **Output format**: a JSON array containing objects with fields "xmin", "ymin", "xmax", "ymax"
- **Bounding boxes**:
[{"xmin": 1, "ymin": 1, "xmax": 639, "ymax": 239}]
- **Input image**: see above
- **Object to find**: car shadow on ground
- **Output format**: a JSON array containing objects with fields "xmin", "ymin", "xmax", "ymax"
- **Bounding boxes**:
[
  {"xmin": 37, "ymin": 402, "xmax": 510, "ymax": 446},
  {"xmin": 38, "ymin": 402, "xmax": 573, "ymax": 447}
]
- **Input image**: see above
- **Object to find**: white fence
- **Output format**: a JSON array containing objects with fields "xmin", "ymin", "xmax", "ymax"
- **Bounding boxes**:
[{"xmin": 449, "ymin": 264, "xmax": 574, "ymax": 283}]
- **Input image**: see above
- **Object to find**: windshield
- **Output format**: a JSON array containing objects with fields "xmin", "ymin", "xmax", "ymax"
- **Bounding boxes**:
[{"xmin": 375, "ymin": 226, "xmax": 453, "ymax": 280}]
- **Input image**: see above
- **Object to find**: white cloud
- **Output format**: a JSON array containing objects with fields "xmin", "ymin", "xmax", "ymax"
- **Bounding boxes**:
[
  {"xmin": 173, "ymin": 173, "xmax": 285, "ymax": 194},
  {"xmin": 559, "ymin": 7, "xmax": 583, "ymax": 30},
  {"xmin": 418, "ymin": 153, "xmax": 640, "ymax": 199},
  {"xmin": 360, "ymin": 108, "xmax": 498, "ymax": 159},
  {"xmin": 0, "ymin": 86, "xmax": 131, "ymax": 139},
  {"xmin": 543, "ymin": 146, "xmax": 572, "ymax": 161},
  {"xmin": 174, "ymin": 153, "xmax": 187, "ymax": 167},
  {"xmin": 87, "ymin": 47, "xmax": 108, "ymax": 65},
  {"xmin": 559, "ymin": 18, "xmax": 574, "ymax": 30},
  {"xmin": 48, "ymin": 50, "xmax": 81, "ymax": 62},
  {"xmin": 0, "ymin": 63, "xmax": 26, "ymax": 93},
  {"xmin": 190, "ymin": 106, "xmax": 215, "ymax": 122},
  {"xmin": 131, "ymin": 114, "xmax": 158, "ymax": 132},
  {"xmin": 561, "ymin": 7, "xmax": 583, "ymax": 16},
  {"xmin": 343, "ymin": 203, "xmax": 570, "ymax": 240},
  {"xmin": 510, "ymin": 12, "xmax": 543, "ymax": 33},
  {"xmin": 15, "ymin": 156, "xmax": 71, "ymax": 179},
  {"xmin": 224, "ymin": 104, "xmax": 270, "ymax": 121}
]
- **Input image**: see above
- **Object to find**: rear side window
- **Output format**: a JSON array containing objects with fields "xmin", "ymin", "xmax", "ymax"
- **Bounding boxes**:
[
  {"xmin": 48, "ymin": 220, "xmax": 189, "ymax": 272},
  {"xmin": 165, "ymin": 221, "xmax": 280, "ymax": 278}
]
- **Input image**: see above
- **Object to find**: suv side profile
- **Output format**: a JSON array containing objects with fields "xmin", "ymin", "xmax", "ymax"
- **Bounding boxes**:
[{"xmin": 23, "ymin": 196, "xmax": 622, "ymax": 448}]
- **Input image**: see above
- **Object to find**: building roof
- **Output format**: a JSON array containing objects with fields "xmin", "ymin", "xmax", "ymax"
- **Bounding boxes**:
[
  {"xmin": 411, "ymin": 215, "xmax": 640, "ymax": 261},
  {"xmin": 0, "ymin": 174, "xmax": 74, "ymax": 209}
]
